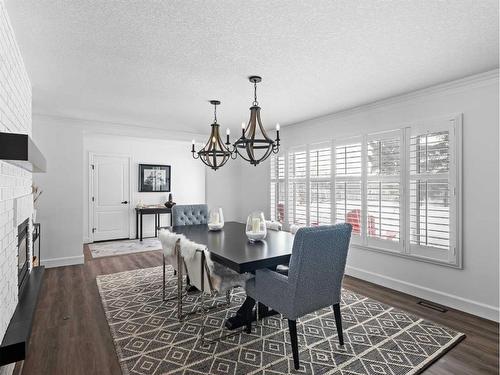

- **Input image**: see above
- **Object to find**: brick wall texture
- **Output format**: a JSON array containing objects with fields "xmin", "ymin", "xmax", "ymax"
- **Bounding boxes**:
[{"xmin": 0, "ymin": 1, "xmax": 32, "ymax": 374}]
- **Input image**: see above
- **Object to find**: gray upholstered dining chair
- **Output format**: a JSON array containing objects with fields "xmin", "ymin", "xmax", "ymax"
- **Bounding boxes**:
[
  {"xmin": 172, "ymin": 204, "xmax": 208, "ymax": 226},
  {"xmin": 245, "ymin": 223, "xmax": 352, "ymax": 370}
]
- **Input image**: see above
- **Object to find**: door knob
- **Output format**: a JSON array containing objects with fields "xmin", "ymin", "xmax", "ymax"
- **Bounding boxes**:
[{"xmin": 121, "ymin": 201, "xmax": 128, "ymax": 204}]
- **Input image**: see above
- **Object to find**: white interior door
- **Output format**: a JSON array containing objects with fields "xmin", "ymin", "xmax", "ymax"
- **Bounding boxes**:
[{"xmin": 92, "ymin": 154, "xmax": 130, "ymax": 241}]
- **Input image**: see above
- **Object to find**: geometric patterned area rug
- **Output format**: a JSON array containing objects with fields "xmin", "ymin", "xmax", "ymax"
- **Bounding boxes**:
[
  {"xmin": 96, "ymin": 266, "xmax": 465, "ymax": 375},
  {"xmin": 89, "ymin": 238, "xmax": 162, "ymax": 258}
]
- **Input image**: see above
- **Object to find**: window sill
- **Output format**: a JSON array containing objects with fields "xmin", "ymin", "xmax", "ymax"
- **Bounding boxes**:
[{"xmin": 351, "ymin": 243, "xmax": 462, "ymax": 269}]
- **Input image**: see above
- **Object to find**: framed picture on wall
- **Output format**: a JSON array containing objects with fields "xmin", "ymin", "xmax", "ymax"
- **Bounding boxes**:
[{"xmin": 138, "ymin": 164, "xmax": 171, "ymax": 192}]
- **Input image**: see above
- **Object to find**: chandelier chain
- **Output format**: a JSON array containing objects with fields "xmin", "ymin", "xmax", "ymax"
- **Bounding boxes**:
[{"xmin": 213, "ymin": 102, "xmax": 217, "ymax": 123}]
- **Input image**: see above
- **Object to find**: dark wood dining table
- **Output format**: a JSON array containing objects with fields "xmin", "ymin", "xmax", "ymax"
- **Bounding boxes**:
[{"xmin": 172, "ymin": 221, "xmax": 294, "ymax": 329}]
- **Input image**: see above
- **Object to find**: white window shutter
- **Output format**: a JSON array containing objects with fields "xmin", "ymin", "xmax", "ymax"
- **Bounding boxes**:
[
  {"xmin": 309, "ymin": 145, "xmax": 331, "ymax": 225},
  {"xmin": 288, "ymin": 149, "xmax": 307, "ymax": 225},
  {"xmin": 365, "ymin": 132, "xmax": 403, "ymax": 250}
]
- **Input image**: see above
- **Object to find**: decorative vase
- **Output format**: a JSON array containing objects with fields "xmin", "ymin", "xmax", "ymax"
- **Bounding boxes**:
[
  {"xmin": 208, "ymin": 207, "xmax": 224, "ymax": 231},
  {"xmin": 164, "ymin": 193, "xmax": 176, "ymax": 208},
  {"xmin": 245, "ymin": 211, "xmax": 267, "ymax": 242}
]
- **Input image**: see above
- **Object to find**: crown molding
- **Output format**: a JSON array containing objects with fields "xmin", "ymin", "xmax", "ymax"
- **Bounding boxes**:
[{"xmin": 283, "ymin": 69, "xmax": 499, "ymax": 130}]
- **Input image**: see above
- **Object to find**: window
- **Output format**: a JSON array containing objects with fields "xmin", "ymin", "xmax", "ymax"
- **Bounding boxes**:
[
  {"xmin": 334, "ymin": 140, "xmax": 362, "ymax": 240},
  {"xmin": 309, "ymin": 144, "xmax": 331, "ymax": 225},
  {"xmin": 366, "ymin": 131, "xmax": 403, "ymax": 250},
  {"xmin": 407, "ymin": 118, "xmax": 459, "ymax": 264},
  {"xmin": 269, "ymin": 114, "xmax": 461, "ymax": 267},
  {"xmin": 287, "ymin": 149, "xmax": 307, "ymax": 225},
  {"xmin": 270, "ymin": 154, "xmax": 285, "ymax": 222}
]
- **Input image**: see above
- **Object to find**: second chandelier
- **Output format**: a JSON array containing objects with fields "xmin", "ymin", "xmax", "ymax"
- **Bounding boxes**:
[{"xmin": 231, "ymin": 76, "xmax": 280, "ymax": 166}]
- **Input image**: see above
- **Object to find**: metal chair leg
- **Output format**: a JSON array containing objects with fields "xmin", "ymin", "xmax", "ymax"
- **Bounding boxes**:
[
  {"xmin": 177, "ymin": 248, "xmax": 183, "ymax": 320},
  {"xmin": 200, "ymin": 291, "xmax": 206, "ymax": 342},
  {"xmin": 162, "ymin": 254, "xmax": 166, "ymax": 300}
]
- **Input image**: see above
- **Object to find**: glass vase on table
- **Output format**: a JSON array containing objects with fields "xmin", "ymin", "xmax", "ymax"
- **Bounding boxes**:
[
  {"xmin": 208, "ymin": 207, "xmax": 224, "ymax": 231},
  {"xmin": 246, "ymin": 211, "xmax": 267, "ymax": 242}
]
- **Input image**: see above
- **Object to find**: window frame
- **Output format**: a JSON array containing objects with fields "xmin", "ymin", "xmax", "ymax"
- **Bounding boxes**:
[
  {"xmin": 404, "ymin": 115, "xmax": 462, "ymax": 266},
  {"xmin": 269, "ymin": 114, "xmax": 462, "ymax": 269}
]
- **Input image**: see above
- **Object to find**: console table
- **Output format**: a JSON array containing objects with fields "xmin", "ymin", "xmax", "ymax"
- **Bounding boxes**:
[{"xmin": 135, "ymin": 206, "xmax": 172, "ymax": 241}]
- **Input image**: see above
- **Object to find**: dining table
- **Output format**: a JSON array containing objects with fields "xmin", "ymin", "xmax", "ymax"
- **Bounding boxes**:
[{"xmin": 172, "ymin": 221, "xmax": 294, "ymax": 330}]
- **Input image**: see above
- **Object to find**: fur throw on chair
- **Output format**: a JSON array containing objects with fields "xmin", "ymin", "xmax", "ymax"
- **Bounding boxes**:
[
  {"xmin": 160, "ymin": 229, "xmax": 252, "ymax": 293},
  {"xmin": 159, "ymin": 229, "xmax": 185, "ymax": 256}
]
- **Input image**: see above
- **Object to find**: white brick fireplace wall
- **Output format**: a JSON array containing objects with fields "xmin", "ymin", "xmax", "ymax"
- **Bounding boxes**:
[{"xmin": 0, "ymin": 1, "xmax": 32, "ymax": 374}]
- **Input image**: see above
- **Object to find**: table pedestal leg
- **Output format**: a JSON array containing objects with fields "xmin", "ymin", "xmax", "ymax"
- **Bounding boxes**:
[{"xmin": 224, "ymin": 297, "xmax": 278, "ymax": 330}]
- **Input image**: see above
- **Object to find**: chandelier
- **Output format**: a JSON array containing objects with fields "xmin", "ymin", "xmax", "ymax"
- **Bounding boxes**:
[
  {"xmin": 191, "ymin": 100, "xmax": 232, "ymax": 171},
  {"xmin": 232, "ymin": 76, "xmax": 280, "ymax": 166}
]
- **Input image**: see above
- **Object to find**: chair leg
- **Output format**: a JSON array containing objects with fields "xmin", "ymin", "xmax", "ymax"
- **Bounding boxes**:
[
  {"xmin": 288, "ymin": 319, "xmax": 300, "ymax": 370},
  {"xmin": 200, "ymin": 291, "xmax": 206, "ymax": 341},
  {"xmin": 177, "ymin": 255, "xmax": 183, "ymax": 320},
  {"xmin": 333, "ymin": 303, "xmax": 344, "ymax": 346},
  {"xmin": 162, "ymin": 255, "xmax": 166, "ymax": 300}
]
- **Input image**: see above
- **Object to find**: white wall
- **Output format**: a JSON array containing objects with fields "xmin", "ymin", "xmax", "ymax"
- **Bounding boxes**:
[
  {"xmin": 32, "ymin": 114, "xmax": 206, "ymax": 267},
  {"xmin": 205, "ymin": 157, "xmax": 271, "ymax": 223},
  {"xmin": 0, "ymin": 2, "xmax": 32, "ymax": 375},
  {"xmin": 83, "ymin": 134, "xmax": 205, "ymax": 240},
  {"xmin": 33, "ymin": 119, "xmax": 87, "ymax": 267},
  {"xmin": 205, "ymin": 159, "xmax": 241, "ymax": 222},
  {"xmin": 232, "ymin": 71, "xmax": 500, "ymax": 321}
]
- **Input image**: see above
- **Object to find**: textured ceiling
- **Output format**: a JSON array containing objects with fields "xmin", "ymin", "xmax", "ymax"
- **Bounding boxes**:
[{"xmin": 5, "ymin": 0, "xmax": 499, "ymax": 135}]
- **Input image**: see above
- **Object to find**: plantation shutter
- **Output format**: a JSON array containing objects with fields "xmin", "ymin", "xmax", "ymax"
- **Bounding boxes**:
[
  {"xmin": 409, "ymin": 131, "xmax": 450, "ymax": 249},
  {"xmin": 270, "ymin": 154, "xmax": 285, "ymax": 222},
  {"xmin": 334, "ymin": 140, "xmax": 362, "ymax": 238},
  {"xmin": 309, "ymin": 144, "xmax": 331, "ymax": 225},
  {"xmin": 288, "ymin": 149, "xmax": 307, "ymax": 225},
  {"xmin": 366, "ymin": 131, "xmax": 403, "ymax": 250},
  {"xmin": 407, "ymin": 117, "xmax": 458, "ymax": 265}
]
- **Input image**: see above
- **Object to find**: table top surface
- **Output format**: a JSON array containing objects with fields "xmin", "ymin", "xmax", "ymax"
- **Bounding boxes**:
[
  {"xmin": 172, "ymin": 221, "xmax": 294, "ymax": 273},
  {"xmin": 135, "ymin": 206, "xmax": 171, "ymax": 212}
]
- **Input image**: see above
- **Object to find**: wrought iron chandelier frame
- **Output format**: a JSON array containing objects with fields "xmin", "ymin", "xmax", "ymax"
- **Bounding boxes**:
[{"xmin": 191, "ymin": 100, "xmax": 232, "ymax": 171}]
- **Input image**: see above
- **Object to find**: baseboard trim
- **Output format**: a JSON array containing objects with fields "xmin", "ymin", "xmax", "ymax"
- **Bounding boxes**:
[
  {"xmin": 345, "ymin": 265, "xmax": 499, "ymax": 322},
  {"xmin": 41, "ymin": 255, "xmax": 84, "ymax": 268}
]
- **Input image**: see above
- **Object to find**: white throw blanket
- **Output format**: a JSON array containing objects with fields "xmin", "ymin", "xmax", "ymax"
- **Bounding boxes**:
[
  {"xmin": 159, "ymin": 228, "xmax": 252, "ymax": 293},
  {"xmin": 159, "ymin": 229, "xmax": 185, "ymax": 256}
]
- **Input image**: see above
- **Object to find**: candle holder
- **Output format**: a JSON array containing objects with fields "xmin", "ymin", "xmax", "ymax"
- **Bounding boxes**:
[
  {"xmin": 245, "ymin": 211, "xmax": 267, "ymax": 242},
  {"xmin": 208, "ymin": 207, "xmax": 224, "ymax": 231}
]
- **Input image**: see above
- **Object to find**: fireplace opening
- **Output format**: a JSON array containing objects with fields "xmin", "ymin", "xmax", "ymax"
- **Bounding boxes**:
[{"xmin": 18, "ymin": 218, "xmax": 29, "ymax": 294}]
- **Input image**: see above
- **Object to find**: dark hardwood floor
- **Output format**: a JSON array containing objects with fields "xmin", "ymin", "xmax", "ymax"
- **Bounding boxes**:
[{"xmin": 15, "ymin": 247, "xmax": 499, "ymax": 375}]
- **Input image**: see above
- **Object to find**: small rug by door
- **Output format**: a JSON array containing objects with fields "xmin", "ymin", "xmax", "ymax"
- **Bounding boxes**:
[
  {"xmin": 96, "ymin": 266, "xmax": 464, "ymax": 375},
  {"xmin": 89, "ymin": 238, "xmax": 162, "ymax": 258}
]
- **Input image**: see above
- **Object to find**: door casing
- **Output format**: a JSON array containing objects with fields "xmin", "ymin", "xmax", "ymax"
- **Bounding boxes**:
[{"xmin": 89, "ymin": 152, "xmax": 133, "ymax": 242}]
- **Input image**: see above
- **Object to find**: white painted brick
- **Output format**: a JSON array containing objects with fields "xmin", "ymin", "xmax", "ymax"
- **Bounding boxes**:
[{"xmin": 0, "ymin": 3, "xmax": 32, "ymax": 375}]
